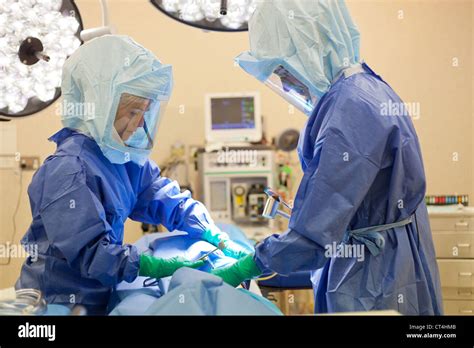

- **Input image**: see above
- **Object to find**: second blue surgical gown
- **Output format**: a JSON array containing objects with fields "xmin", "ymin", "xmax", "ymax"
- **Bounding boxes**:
[{"xmin": 255, "ymin": 63, "xmax": 443, "ymax": 315}]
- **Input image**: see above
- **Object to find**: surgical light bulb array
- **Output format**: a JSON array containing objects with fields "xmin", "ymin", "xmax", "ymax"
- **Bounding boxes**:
[
  {"xmin": 161, "ymin": 0, "xmax": 257, "ymax": 30},
  {"xmin": 0, "ymin": 0, "xmax": 81, "ymax": 114}
]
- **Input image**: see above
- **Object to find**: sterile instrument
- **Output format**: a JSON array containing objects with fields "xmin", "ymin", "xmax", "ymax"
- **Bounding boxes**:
[
  {"xmin": 196, "ymin": 241, "xmax": 226, "ymax": 261},
  {"xmin": 262, "ymin": 187, "xmax": 293, "ymax": 220}
]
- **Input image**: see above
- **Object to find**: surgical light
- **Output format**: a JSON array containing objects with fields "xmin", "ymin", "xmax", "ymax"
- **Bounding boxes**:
[
  {"xmin": 151, "ymin": 0, "xmax": 257, "ymax": 32},
  {"xmin": 0, "ymin": 0, "xmax": 83, "ymax": 119}
]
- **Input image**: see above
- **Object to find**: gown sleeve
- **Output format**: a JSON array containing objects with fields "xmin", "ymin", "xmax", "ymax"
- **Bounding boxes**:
[
  {"xmin": 129, "ymin": 160, "xmax": 219, "ymax": 238},
  {"xmin": 255, "ymin": 86, "xmax": 389, "ymax": 275}
]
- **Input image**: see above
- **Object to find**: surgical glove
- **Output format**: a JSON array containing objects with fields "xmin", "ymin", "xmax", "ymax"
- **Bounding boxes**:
[
  {"xmin": 202, "ymin": 228, "xmax": 251, "ymax": 260},
  {"xmin": 222, "ymin": 239, "xmax": 251, "ymax": 259},
  {"xmin": 211, "ymin": 253, "xmax": 262, "ymax": 287},
  {"xmin": 139, "ymin": 254, "xmax": 205, "ymax": 279}
]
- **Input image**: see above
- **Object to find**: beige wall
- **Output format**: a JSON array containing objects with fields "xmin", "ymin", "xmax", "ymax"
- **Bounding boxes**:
[
  {"xmin": 0, "ymin": 0, "xmax": 472, "ymax": 288},
  {"xmin": 355, "ymin": 0, "xmax": 473, "ymax": 200}
]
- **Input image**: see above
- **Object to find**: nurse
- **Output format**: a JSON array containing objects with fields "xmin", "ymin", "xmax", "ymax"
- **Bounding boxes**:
[
  {"xmin": 16, "ymin": 35, "xmax": 248, "ymax": 314},
  {"xmin": 212, "ymin": 0, "xmax": 443, "ymax": 315}
]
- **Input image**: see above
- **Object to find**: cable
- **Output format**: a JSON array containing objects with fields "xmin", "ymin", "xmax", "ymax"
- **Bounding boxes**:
[
  {"xmin": 239, "ymin": 273, "xmax": 278, "ymax": 290},
  {"xmin": 256, "ymin": 272, "xmax": 278, "ymax": 282},
  {"xmin": 0, "ymin": 288, "xmax": 46, "ymax": 315},
  {"xmin": 143, "ymin": 277, "xmax": 159, "ymax": 288},
  {"xmin": 0, "ymin": 168, "xmax": 23, "ymax": 266}
]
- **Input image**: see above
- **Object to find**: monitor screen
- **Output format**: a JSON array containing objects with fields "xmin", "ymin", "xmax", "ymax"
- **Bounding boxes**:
[{"xmin": 211, "ymin": 97, "xmax": 255, "ymax": 130}]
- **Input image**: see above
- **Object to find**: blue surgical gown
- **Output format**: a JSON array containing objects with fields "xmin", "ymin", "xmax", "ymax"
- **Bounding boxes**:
[
  {"xmin": 16, "ymin": 128, "xmax": 217, "ymax": 309},
  {"xmin": 255, "ymin": 63, "xmax": 443, "ymax": 315}
]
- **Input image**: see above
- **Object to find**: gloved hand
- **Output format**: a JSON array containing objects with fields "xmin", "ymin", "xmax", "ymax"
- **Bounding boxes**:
[
  {"xmin": 139, "ymin": 254, "xmax": 205, "ymax": 279},
  {"xmin": 211, "ymin": 253, "xmax": 262, "ymax": 287},
  {"xmin": 202, "ymin": 228, "xmax": 251, "ymax": 260}
]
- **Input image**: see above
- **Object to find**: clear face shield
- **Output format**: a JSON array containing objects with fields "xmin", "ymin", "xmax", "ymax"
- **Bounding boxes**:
[
  {"xmin": 264, "ymin": 65, "xmax": 319, "ymax": 116},
  {"xmin": 113, "ymin": 93, "xmax": 167, "ymax": 150}
]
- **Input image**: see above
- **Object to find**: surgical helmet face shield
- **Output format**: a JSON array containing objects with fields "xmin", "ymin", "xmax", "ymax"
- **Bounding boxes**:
[
  {"xmin": 265, "ymin": 65, "xmax": 318, "ymax": 115},
  {"xmin": 61, "ymin": 35, "xmax": 174, "ymax": 165},
  {"xmin": 235, "ymin": 0, "xmax": 360, "ymax": 116},
  {"xmin": 112, "ymin": 92, "xmax": 166, "ymax": 150}
]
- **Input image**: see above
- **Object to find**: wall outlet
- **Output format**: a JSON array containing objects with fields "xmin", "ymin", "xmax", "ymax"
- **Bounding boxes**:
[{"xmin": 20, "ymin": 156, "xmax": 40, "ymax": 170}]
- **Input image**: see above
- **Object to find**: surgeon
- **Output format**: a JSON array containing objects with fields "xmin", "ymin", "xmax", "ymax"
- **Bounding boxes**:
[
  {"xmin": 16, "ymin": 35, "xmax": 248, "ymax": 314},
  {"xmin": 212, "ymin": 0, "xmax": 443, "ymax": 315}
]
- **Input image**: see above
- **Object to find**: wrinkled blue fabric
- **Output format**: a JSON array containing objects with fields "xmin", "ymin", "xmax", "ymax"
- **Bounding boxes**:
[
  {"xmin": 16, "ymin": 128, "xmax": 220, "ymax": 308},
  {"xmin": 254, "ymin": 63, "xmax": 443, "ymax": 315},
  {"xmin": 343, "ymin": 215, "xmax": 414, "ymax": 256},
  {"xmin": 110, "ymin": 268, "xmax": 282, "ymax": 315}
]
